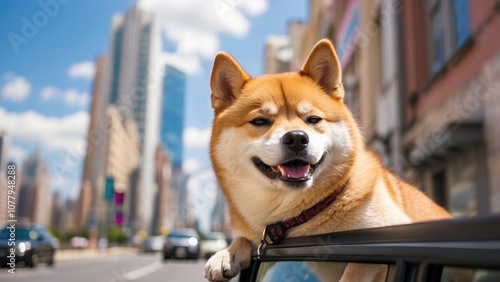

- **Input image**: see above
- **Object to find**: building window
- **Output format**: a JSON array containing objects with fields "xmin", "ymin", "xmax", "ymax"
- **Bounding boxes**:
[
  {"xmin": 426, "ymin": 0, "xmax": 471, "ymax": 75},
  {"xmin": 343, "ymin": 56, "xmax": 359, "ymax": 120},
  {"xmin": 448, "ymin": 148, "xmax": 478, "ymax": 217},
  {"xmin": 432, "ymin": 170, "xmax": 447, "ymax": 208},
  {"xmin": 430, "ymin": 1, "xmax": 446, "ymax": 73},
  {"xmin": 453, "ymin": 0, "xmax": 471, "ymax": 48}
]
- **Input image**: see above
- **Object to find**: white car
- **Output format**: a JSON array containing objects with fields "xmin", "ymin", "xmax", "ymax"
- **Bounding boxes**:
[
  {"xmin": 142, "ymin": 236, "xmax": 165, "ymax": 253},
  {"xmin": 200, "ymin": 232, "xmax": 228, "ymax": 259}
]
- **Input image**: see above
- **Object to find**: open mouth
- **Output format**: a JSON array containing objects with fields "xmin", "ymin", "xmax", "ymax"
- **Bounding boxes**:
[{"xmin": 252, "ymin": 155, "xmax": 325, "ymax": 184}]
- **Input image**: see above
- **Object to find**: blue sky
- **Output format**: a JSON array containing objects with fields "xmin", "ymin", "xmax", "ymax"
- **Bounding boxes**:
[{"xmin": 0, "ymin": 0, "xmax": 307, "ymax": 201}]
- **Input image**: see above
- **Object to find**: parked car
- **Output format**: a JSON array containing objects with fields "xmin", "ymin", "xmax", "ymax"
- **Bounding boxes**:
[
  {"xmin": 163, "ymin": 228, "xmax": 200, "ymax": 260},
  {"xmin": 0, "ymin": 224, "xmax": 58, "ymax": 267},
  {"xmin": 142, "ymin": 235, "xmax": 165, "ymax": 253},
  {"xmin": 200, "ymin": 232, "xmax": 228, "ymax": 259},
  {"xmin": 70, "ymin": 236, "xmax": 89, "ymax": 249},
  {"xmin": 239, "ymin": 215, "xmax": 500, "ymax": 282}
]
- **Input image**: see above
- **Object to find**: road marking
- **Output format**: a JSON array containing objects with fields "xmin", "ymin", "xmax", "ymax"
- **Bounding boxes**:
[{"xmin": 122, "ymin": 261, "xmax": 164, "ymax": 281}]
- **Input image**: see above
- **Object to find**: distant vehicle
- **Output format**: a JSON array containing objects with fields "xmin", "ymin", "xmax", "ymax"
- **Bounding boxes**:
[
  {"xmin": 142, "ymin": 235, "xmax": 165, "ymax": 253},
  {"xmin": 200, "ymin": 232, "xmax": 228, "ymax": 260},
  {"xmin": 70, "ymin": 236, "xmax": 89, "ymax": 249},
  {"xmin": 163, "ymin": 228, "xmax": 200, "ymax": 260},
  {"xmin": 98, "ymin": 237, "xmax": 108, "ymax": 249},
  {"xmin": 0, "ymin": 224, "xmax": 58, "ymax": 267}
]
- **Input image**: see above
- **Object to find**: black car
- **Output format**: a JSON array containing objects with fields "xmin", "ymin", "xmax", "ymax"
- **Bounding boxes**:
[
  {"xmin": 163, "ymin": 228, "xmax": 200, "ymax": 260},
  {"xmin": 0, "ymin": 224, "xmax": 58, "ymax": 267},
  {"xmin": 239, "ymin": 215, "xmax": 500, "ymax": 282}
]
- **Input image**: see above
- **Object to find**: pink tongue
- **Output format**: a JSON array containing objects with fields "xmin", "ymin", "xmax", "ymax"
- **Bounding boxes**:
[{"xmin": 279, "ymin": 164, "xmax": 310, "ymax": 179}]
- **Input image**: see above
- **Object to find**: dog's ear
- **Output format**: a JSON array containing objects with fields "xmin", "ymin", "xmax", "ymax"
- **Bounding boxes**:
[
  {"xmin": 210, "ymin": 52, "xmax": 251, "ymax": 112},
  {"xmin": 300, "ymin": 39, "xmax": 343, "ymax": 100}
]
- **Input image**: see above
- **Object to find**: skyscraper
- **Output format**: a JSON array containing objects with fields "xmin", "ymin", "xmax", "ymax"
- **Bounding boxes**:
[
  {"xmin": 74, "ymin": 56, "xmax": 105, "ymax": 232},
  {"xmin": 0, "ymin": 131, "xmax": 9, "ymax": 224},
  {"xmin": 160, "ymin": 65, "xmax": 187, "ymax": 226},
  {"xmin": 264, "ymin": 35, "xmax": 291, "ymax": 74},
  {"xmin": 160, "ymin": 66, "xmax": 185, "ymax": 167},
  {"xmin": 97, "ymin": 4, "xmax": 163, "ymax": 233},
  {"xmin": 97, "ymin": 106, "xmax": 140, "ymax": 236},
  {"xmin": 151, "ymin": 144, "xmax": 172, "ymax": 234},
  {"xmin": 17, "ymin": 149, "xmax": 51, "ymax": 226}
]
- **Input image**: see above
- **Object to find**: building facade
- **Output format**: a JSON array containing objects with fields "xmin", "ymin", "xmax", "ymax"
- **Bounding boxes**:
[
  {"xmin": 151, "ymin": 144, "xmax": 173, "ymax": 234},
  {"xmin": 160, "ymin": 65, "xmax": 185, "ymax": 167},
  {"xmin": 0, "ymin": 132, "xmax": 9, "ymax": 224},
  {"xmin": 96, "ymin": 106, "xmax": 140, "ymax": 236},
  {"xmin": 17, "ymin": 150, "xmax": 51, "ymax": 226},
  {"xmin": 160, "ymin": 65, "xmax": 187, "ymax": 227},
  {"xmin": 75, "ymin": 56, "xmax": 105, "ymax": 231},
  {"xmin": 96, "ymin": 4, "xmax": 164, "ymax": 233},
  {"xmin": 401, "ymin": 0, "xmax": 500, "ymax": 216},
  {"xmin": 287, "ymin": 21, "xmax": 308, "ymax": 72},
  {"xmin": 264, "ymin": 35, "xmax": 292, "ymax": 74},
  {"xmin": 51, "ymin": 192, "xmax": 63, "ymax": 231}
]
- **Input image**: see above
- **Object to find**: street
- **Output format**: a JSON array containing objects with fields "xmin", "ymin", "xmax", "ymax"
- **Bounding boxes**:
[{"xmin": 0, "ymin": 253, "xmax": 207, "ymax": 282}]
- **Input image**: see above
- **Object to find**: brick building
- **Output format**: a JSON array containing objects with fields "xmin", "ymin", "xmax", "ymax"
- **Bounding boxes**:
[{"xmin": 401, "ymin": 0, "xmax": 500, "ymax": 216}]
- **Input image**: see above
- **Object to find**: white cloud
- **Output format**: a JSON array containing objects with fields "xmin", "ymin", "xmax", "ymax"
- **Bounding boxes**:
[
  {"xmin": 0, "ymin": 107, "xmax": 89, "ymax": 153},
  {"xmin": 68, "ymin": 61, "xmax": 96, "ymax": 80},
  {"xmin": 40, "ymin": 86, "xmax": 61, "ymax": 101},
  {"xmin": 162, "ymin": 52, "xmax": 202, "ymax": 75},
  {"xmin": 39, "ymin": 86, "xmax": 89, "ymax": 107},
  {"xmin": 184, "ymin": 126, "xmax": 211, "ymax": 148},
  {"xmin": 183, "ymin": 158, "xmax": 201, "ymax": 174},
  {"xmin": 7, "ymin": 145, "xmax": 28, "ymax": 164},
  {"xmin": 138, "ymin": 0, "xmax": 269, "ymax": 74},
  {"xmin": 1, "ymin": 72, "xmax": 31, "ymax": 102},
  {"xmin": 239, "ymin": 0, "xmax": 269, "ymax": 16},
  {"xmin": 63, "ymin": 88, "xmax": 89, "ymax": 107}
]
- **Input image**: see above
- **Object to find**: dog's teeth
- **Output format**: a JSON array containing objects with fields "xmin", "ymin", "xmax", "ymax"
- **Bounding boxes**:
[
  {"xmin": 271, "ymin": 166, "xmax": 279, "ymax": 173},
  {"xmin": 277, "ymin": 166, "xmax": 286, "ymax": 176}
]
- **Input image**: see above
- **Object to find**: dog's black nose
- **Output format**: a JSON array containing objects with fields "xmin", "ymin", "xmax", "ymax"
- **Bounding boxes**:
[{"xmin": 283, "ymin": 130, "xmax": 309, "ymax": 152}]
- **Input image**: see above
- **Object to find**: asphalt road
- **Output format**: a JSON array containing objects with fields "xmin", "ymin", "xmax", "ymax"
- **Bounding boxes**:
[{"xmin": 0, "ymin": 252, "xmax": 208, "ymax": 282}]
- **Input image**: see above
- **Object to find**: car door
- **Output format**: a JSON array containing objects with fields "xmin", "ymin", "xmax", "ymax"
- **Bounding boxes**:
[{"xmin": 35, "ymin": 228, "xmax": 53, "ymax": 262}]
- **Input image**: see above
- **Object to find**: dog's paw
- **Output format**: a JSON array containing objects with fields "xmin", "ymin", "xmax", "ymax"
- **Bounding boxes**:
[{"xmin": 204, "ymin": 249, "xmax": 241, "ymax": 282}]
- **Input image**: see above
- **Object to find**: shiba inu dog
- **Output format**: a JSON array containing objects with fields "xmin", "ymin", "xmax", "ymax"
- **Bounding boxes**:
[{"xmin": 204, "ymin": 39, "xmax": 450, "ymax": 281}]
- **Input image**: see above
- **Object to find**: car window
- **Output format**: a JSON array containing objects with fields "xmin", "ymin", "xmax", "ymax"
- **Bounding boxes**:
[
  {"xmin": 167, "ymin": 228, "xmax": 198, "ymax": 238},
  {"xmin": 0, "ymin": 228, "xmax": 38, "ymax": 240},
  {"xmin": 255, "ymin": 261, "xmax": 388, "ymax": 282},
  {"xmin": 205, "ymin": 233, "xmax": 225, "ymax": 240},
  {"xmin": 441, "ymin": 266, "xmax": 500, "ymax": 282},
  {"xmin": 168, "ymin": 233, "xmax": 195, "ymax": 239}
]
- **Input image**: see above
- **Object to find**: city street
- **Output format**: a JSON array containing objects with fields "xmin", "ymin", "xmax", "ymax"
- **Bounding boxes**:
[{"xmin": 0, "ymin": 253, "xmax": 207, "ymax": 282}]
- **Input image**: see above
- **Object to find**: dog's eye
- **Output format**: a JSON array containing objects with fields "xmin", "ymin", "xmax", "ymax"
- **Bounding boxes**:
[
  {"xmin": 250, "ymin": 118, "xmax": 270, "ymax": 126},
  {"xmin": 307, "ymin": 116, "xmax": 322, "ymax": 124}
]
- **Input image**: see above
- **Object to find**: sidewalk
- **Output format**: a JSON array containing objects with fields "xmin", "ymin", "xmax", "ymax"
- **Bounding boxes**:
[{"xmin": 55, "ymin": 247, "xmax": 139, "ymax": 261}]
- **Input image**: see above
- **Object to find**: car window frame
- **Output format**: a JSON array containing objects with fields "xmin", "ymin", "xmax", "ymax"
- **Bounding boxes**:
[{"xmin": 239, "ymin": 215, "xmax": 500, "ymax": 282}]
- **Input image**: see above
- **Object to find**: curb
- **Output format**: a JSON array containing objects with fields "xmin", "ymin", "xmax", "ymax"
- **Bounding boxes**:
[{"xmin": 55, "ymin": 247, "xmax": 139, "ymax": 262}]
